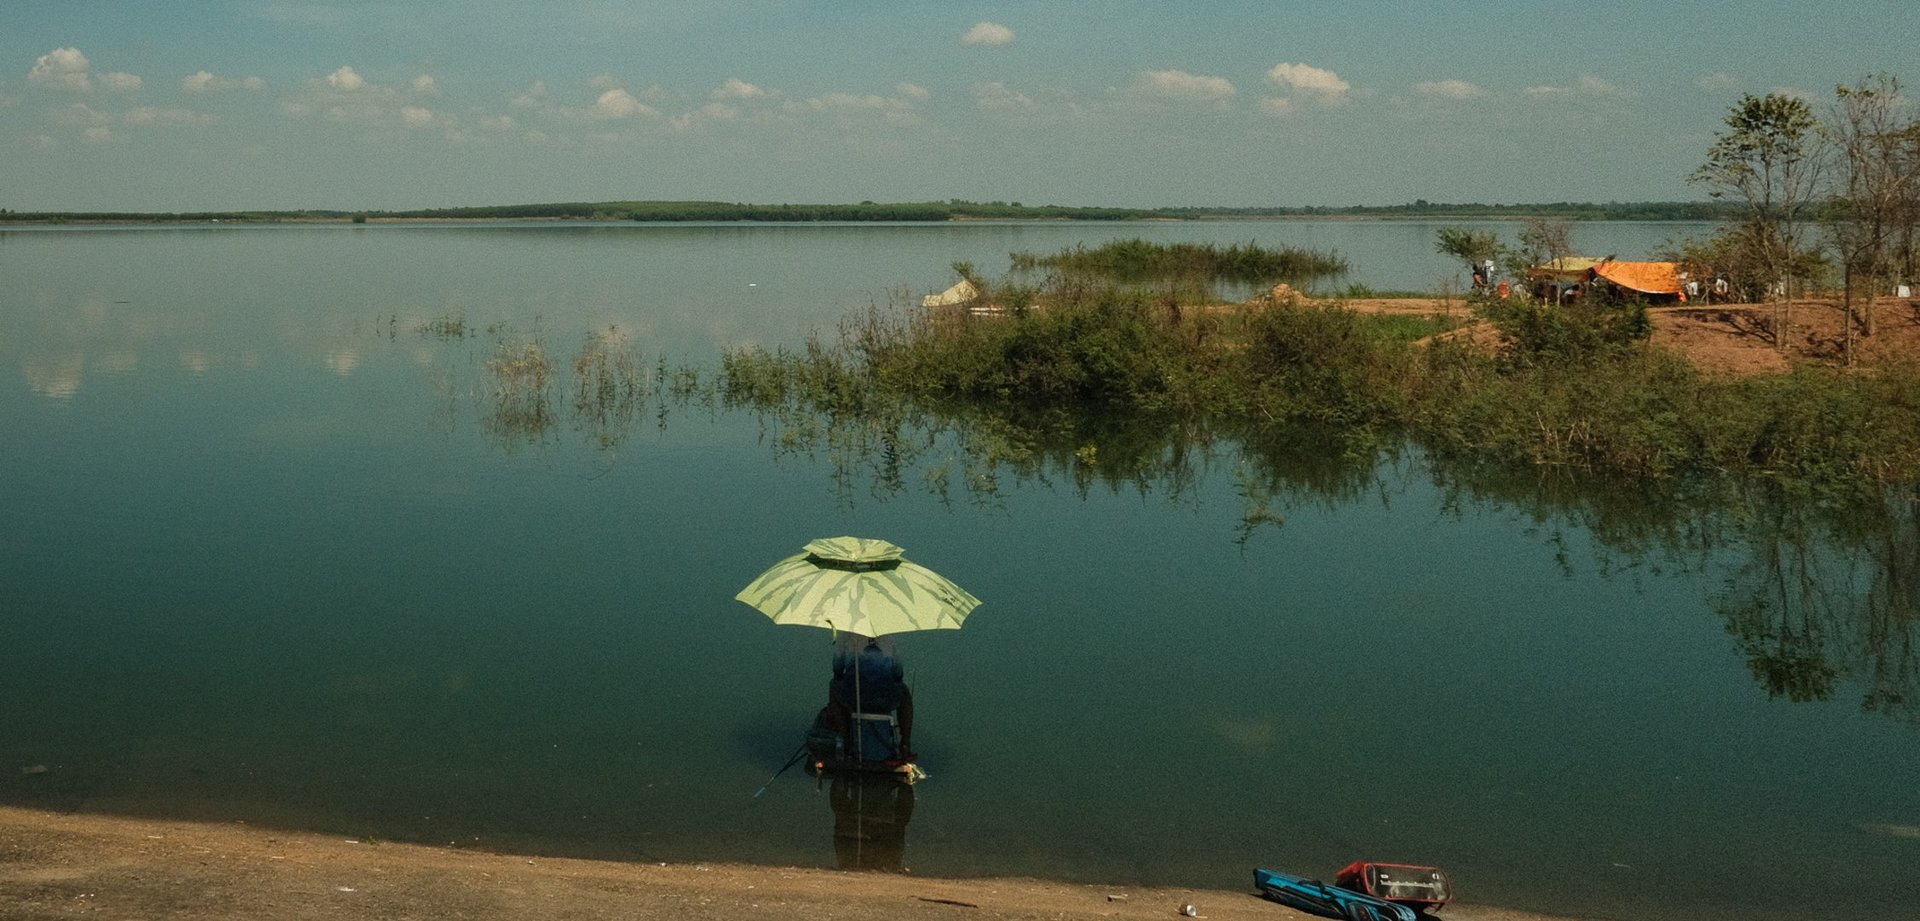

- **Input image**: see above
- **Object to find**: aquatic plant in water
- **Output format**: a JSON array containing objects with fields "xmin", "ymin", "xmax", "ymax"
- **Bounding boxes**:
[
  {"xmin": 571, "ymin": 327, "xmax": 645, "ymax": 449},
  {"xmin": 485, "ymin": 330, "xmax": 556, "ymax": 446}
]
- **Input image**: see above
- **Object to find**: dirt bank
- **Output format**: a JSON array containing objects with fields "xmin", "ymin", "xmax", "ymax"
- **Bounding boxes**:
[
  {"xmin": 1328, "ymin": 294, "xmax": 1920, "ymax": 375},
  {"xmin": 0, "ymin": 806, "xmax": 1591, "ymax": 921}
]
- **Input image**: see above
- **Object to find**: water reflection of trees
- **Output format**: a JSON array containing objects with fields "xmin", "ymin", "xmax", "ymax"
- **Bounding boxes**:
[
  {"xmin": 419, "ymin": 321, "xmax": 1920, "ymax": 727},
  {"xmin": 1428, "ymin": 465, "xmax": 1920, "ymax": 727},
  {"xmin": 716, "ymin": 367, "xmax": 1920, "ymax": 728},
  {"xmin": 1715, "ymin": 493, "xmax": 1920, "ymax": 722},
  {"xmin": 720, "ymin": 372, "xmax": 1385, "ymax": 533}
]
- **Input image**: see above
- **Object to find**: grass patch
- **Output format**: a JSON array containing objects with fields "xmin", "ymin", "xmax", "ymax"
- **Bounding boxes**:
[{"xmin": 1008, "ymin": 238, "xmax": 1347, "ymax": 284}]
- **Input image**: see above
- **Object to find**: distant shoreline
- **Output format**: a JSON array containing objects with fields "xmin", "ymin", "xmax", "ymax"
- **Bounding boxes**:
[{"xmin": 0, "ymin": 199, "xmax": 1735, "ymax": 226}]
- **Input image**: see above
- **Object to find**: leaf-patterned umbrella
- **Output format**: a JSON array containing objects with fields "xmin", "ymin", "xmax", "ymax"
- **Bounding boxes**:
[{"xmin": 734, "ymin": 537, "xmax": 981, "ymax": 637}]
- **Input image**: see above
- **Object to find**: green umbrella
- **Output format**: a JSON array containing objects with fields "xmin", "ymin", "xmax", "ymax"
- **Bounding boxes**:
[{"xmin": 734, "ymin": 536, "xmax": 981, "ymax": 638}]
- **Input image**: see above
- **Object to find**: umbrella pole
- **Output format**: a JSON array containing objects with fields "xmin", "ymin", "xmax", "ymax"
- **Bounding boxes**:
[{"xmin": 853, "ymin": 648, "xmax": 864, "ymax": 762}]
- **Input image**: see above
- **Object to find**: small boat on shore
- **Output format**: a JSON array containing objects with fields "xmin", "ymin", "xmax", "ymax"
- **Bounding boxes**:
[{"xmin": 1254, "ymin": 867, "xmax": 1417, "ymax": 921}]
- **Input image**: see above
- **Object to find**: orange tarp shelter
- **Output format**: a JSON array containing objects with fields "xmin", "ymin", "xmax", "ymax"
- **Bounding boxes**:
[{"xmin": 1591, "ymin": 260, "xmax": 1683, "ymax": 296}]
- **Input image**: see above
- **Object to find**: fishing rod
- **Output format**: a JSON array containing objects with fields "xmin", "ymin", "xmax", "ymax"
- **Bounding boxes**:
[{"xmin": 752, "ymin": 742, "xmax": 812, "ymax": 799}]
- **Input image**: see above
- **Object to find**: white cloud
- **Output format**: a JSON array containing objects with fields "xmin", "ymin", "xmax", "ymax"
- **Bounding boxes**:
[
  {"xmin": 961, "ymin": 22, "xmax": 1016, "ymax": 47},
  {"xmin": 1525, "ymin": 74, "xmax": 1628, "ymax": 98},
  {"xmin": 1579, "ymin": 75, "xmax": 1627, "ymax": 96},
  {"xmin": 510, "ymin": 81, "xmax": 548, "ymax": 107},
  {"xmin": 672, "ymin": 101, "xmax": 748, "ymax": 133},
  {"xmin": 592, "ymin": 88, "xmax": 656, "ymax": 118},
  {"xmin": 973, "ymin": 81, "xmax": 1035, "ymax": 111},
  {"xmin": 1267, "ymin": 62, "xmax": 1349, "ymax": 100},
  {"xmin": 326, "ymin": 66, "xmax": 365, "ymax": 91},
  {"xmin": 56, "ymin": 102, "xmax": 110, "ymax": 127},
  {"xmin": 587, "ymin": 73, "xmax": 621, "ymax": 91},
  {"xmin": 1135, "ymin": 69, "xmax": 1236, "ymax": 103},
  {"xmin": 283, "ymin": 67, "xmax": 451, "ymax": 129},
  {"xmin": 183, "ymin": 71, "xmax": 265, "ymax": 93},
  {"xmin": 126, "ymin": 106, "xmax": 217, "ymax": 127},
  {"xmin": 99, "ymin": 71, "xmax": 143, "ymax": 93},
  {"xmin": 714, "ymin": 77, "xmax": 765, "ymax": 100},
  {"xmin": 896, "ymin": 81, "xmax": 929, "ymax": 101},
  {"xmin": 83, "ymin": 125, "xmax": 115, "ymax": 143},
  {"xmin": 1258, "ymin": 96, "xmax": 1295, "ymax": 117},
  {"xmin": 28, "ymin": 47, "xmax": 93, "ymax": 92},
  {"xmin": 796, "ymin": 92, "xmax": 897, "ymax": 111},
  {"xmin": 786, "ymin": 90, "xmax": 920, "ymax": 126},
  {"xmin": 1414, "ymin": 79, "xmax": 1483, "ymax": 100}
]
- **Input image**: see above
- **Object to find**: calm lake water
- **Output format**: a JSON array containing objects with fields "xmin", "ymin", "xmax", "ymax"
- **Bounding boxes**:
[{"xmin": 2, "ymin": 221, "xmax": 1914, "ymax": 921}]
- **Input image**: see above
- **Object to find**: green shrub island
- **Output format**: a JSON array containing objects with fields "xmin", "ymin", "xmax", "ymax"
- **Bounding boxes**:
[{"xmin": 721, "ymin": 242, "xmax": 1920, "ymax": 505}]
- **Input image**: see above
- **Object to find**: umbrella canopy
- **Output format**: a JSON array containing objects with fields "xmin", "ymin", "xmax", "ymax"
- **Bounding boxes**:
[{"xmin": 735, "ymin": 537, "xmax": 981, "ymax": 637}]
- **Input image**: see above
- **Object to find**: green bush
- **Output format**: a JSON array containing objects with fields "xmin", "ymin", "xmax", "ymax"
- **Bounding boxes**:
[
  {"xmin": 1474, "ymin": 292, "xmax": 1651, "ymax": 370},
  {"xmin": 718, "ymin": 244, "xmax": 1920, "ymax": 498}
]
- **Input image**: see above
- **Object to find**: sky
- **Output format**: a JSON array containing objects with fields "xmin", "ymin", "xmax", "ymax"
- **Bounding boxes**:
[{"xmin": 2, "ymin": 1, "xmax": 1915, "ymax": 212}]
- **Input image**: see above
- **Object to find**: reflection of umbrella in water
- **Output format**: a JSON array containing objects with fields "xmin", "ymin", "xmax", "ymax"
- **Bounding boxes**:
[{"xmin": 735, "ymin": 537, "xmax": 981, "ymax": 764}]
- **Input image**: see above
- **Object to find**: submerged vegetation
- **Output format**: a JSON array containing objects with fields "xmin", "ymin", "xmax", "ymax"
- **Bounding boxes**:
[{"xmin": 466, "ymin": 321, "xmax": 699, "ymax": 453}]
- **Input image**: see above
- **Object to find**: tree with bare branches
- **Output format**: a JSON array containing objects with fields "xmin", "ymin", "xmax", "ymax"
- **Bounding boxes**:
[{"xmin": 1825, "ymin": 75, "xmax": 1920, "ymax": 362}]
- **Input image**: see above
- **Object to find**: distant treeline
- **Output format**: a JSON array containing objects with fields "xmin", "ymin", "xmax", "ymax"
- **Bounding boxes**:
[{"xmin": 0, "ymin": 199, "xmax": 1740, "ymax": 224}]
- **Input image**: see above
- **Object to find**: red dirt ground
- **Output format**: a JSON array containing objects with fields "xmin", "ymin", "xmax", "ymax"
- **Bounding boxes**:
[{"xmin": 1333, "ymin": 294, "xmax": 1920, "ymax": 374}]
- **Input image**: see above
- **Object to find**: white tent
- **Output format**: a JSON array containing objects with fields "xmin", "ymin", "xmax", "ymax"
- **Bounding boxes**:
[{"xmin": 921, "ymin": 279, "xmax": 979, "ymax": 307}]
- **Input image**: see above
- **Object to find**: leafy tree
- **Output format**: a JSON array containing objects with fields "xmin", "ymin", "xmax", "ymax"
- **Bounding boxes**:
[
  {"xmin": 1434, "ymin": 226, "xmax": 1500, "ymax": 291},
  {"xmin": 1825, "ymin": 75, "xmax": 1920, "ymax": 359},
  {"xmin": 1691, "ymin": 93, "xmax": 1822, "ymax": 346}
]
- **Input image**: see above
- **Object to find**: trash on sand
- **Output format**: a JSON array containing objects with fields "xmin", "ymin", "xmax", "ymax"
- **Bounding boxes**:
[{"xmin": 1179, "ymin": 903, "xmax": 1198, "ymax": 917}]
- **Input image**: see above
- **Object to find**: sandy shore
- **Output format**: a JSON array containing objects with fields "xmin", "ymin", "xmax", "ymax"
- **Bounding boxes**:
[{"xmin": 0, "ymin": 806, "xmax": 1596, "ymax": 921}]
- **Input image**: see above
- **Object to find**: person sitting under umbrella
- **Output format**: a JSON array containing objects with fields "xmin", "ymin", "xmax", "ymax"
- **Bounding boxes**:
[{"xmin": 820, "ymin": 633, "xmax": 914, "ymax": 761}]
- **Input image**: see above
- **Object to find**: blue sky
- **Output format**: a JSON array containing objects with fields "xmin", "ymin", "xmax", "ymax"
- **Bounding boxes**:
[{"xmin": 3, "ymin": 1, "xmax": 1914, "ymax": 211}]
